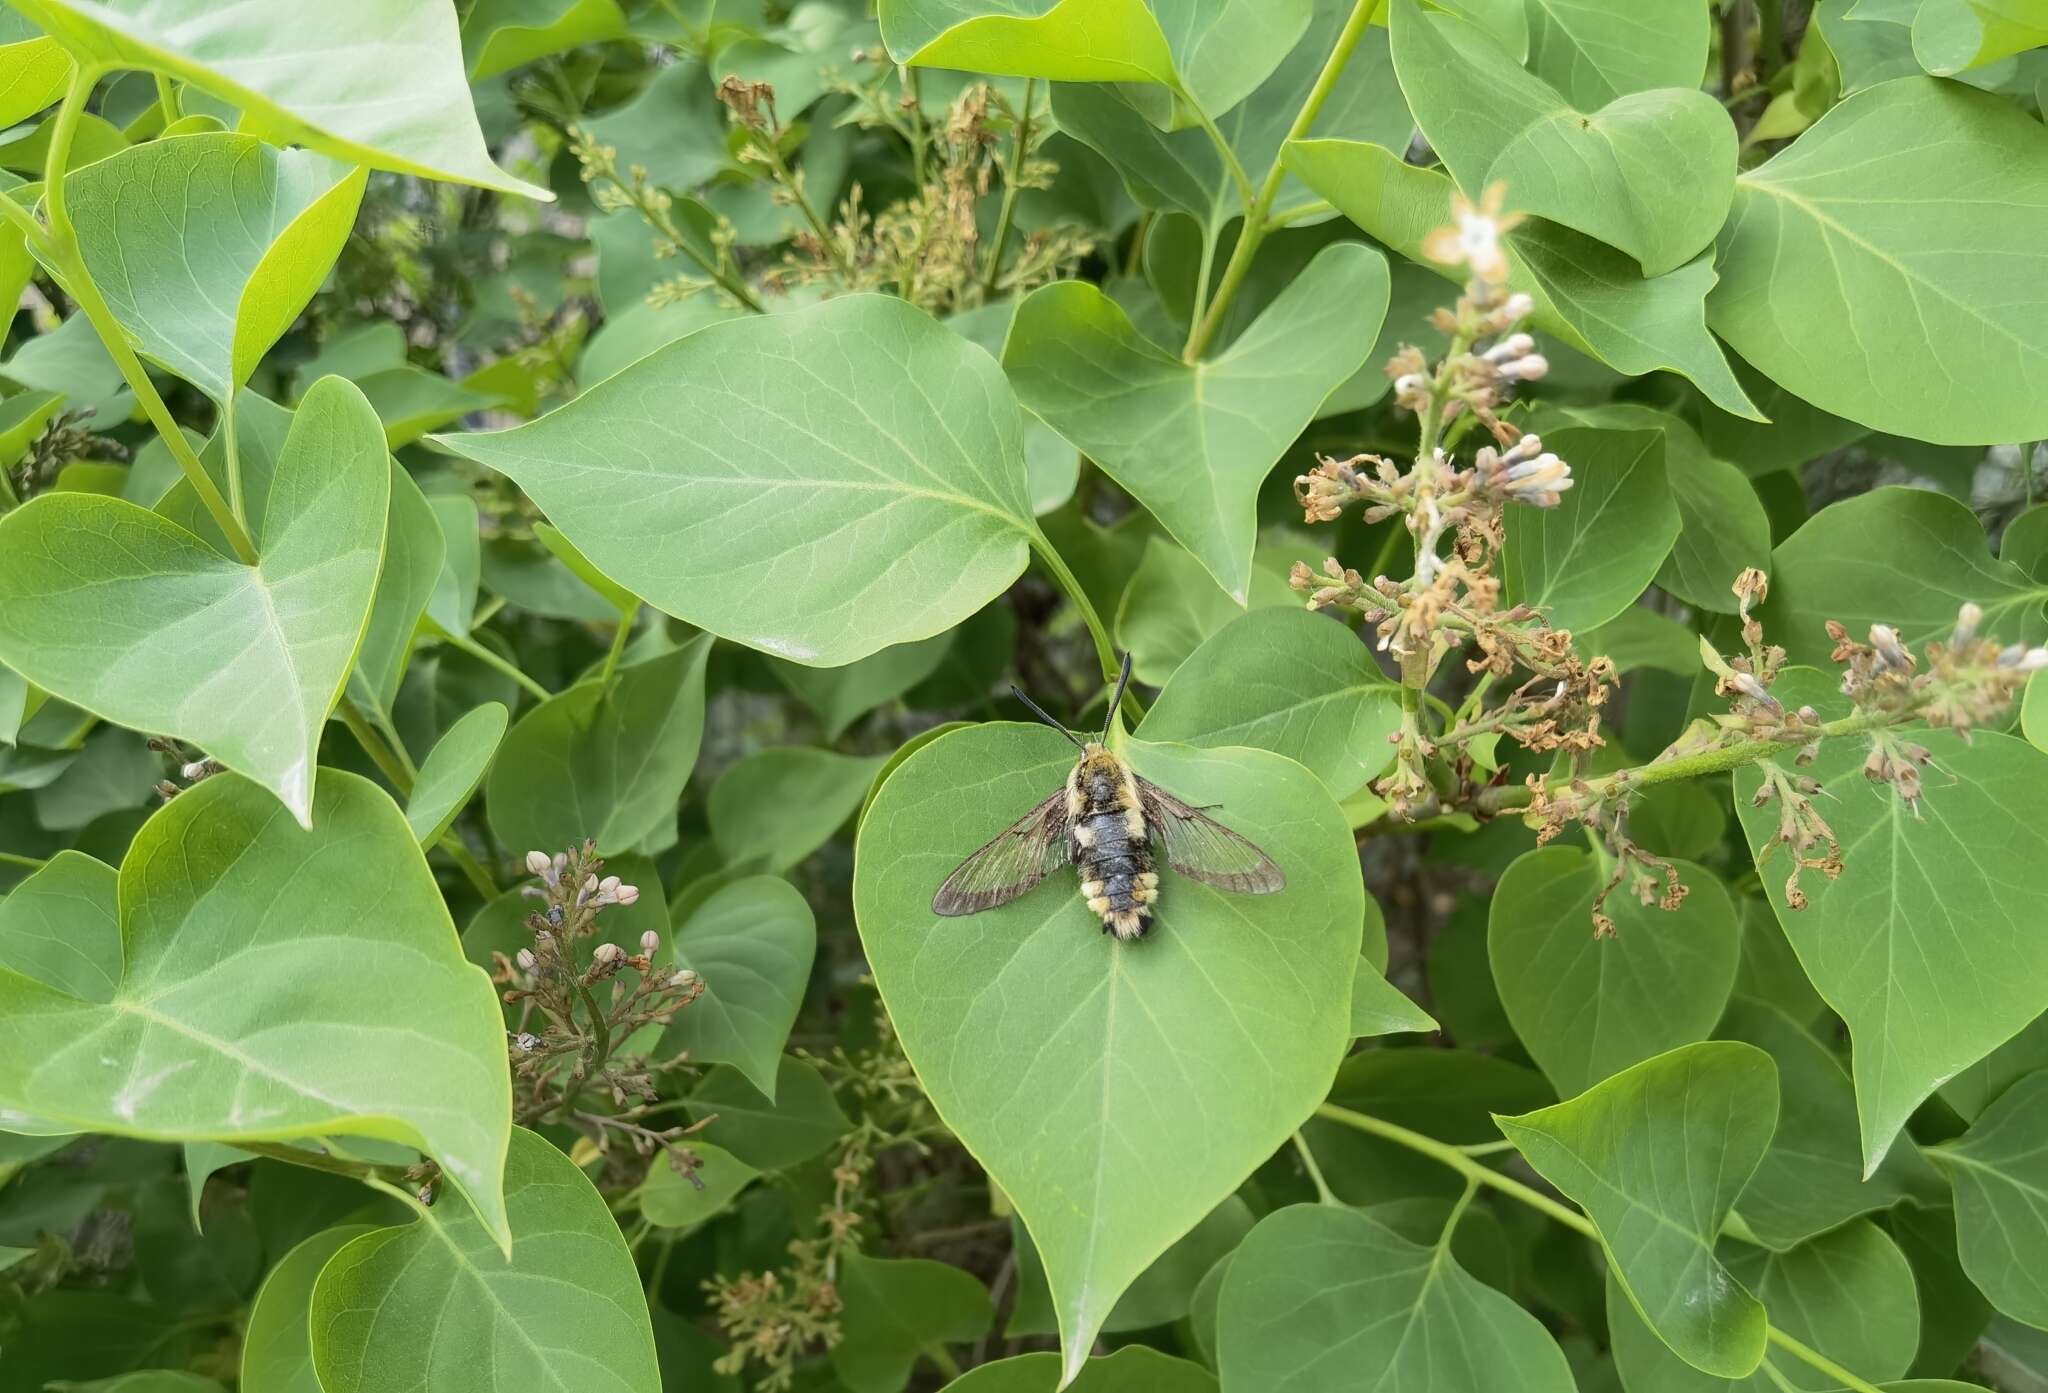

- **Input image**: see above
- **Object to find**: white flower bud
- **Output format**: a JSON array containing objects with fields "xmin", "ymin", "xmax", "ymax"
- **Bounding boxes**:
[
  {"xmin": 599, "ymin": 875, "xmax": 621, "ymax": 894},
  {"xmin": 1393, "ymin": 371, "xmax": 1427, "ymax": 398},
  {"xmin": 669, "ymin": 968, "xmax": 702, "ymax": 991},
  {"xmin": 1501, "ymin": 292, "xmax": 1534, "ymax": 323},
  {"xmin": 1953, "ymin": 602, "xmax": 1983, "ymax": 646},
  {"xmin": 525, "ymin": 850, "xmax": 552, "ymax": 877},
  {"xmin": 640, "ymin": 929, "xmax": 661, "ymax": 954},
  {"xmin": 615, "ymin": 884, "xmax": 641, "ymax": 906},
  {"xmin": 593, "ymin": 942, "xmax": 625, "ymax": 966},
  {"xmin": 515, "ymin": 948, "xmax": 536, "ymax": 972},
  {"xmin": 1483, "ymin": 332, "xmax": 1534, "ymax": 364},
  {"xmin": 1495, "ymin": 353, "xmax": 1549, "ymax": 382}
]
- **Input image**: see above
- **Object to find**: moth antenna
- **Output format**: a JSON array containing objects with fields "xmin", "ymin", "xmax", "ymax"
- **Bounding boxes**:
[
  {"xmin": 1009, "ymin": 685, "xmax": 1085, "ymax": 749},
  {"xmin": 1102, "ymin": 651, "xmax": 1134, "ymax": 740}
]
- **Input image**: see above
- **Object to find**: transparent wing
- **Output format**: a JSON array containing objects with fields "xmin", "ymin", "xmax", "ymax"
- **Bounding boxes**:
[
  {"xmin": 931, "ymin": 792, "xmax": 1071, "ymax": 916},
  {"xmin": 1137, "ymin": 778, "xmax": 1285, "ymax": 895}
]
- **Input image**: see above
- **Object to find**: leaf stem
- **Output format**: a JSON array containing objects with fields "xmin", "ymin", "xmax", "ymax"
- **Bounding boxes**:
[
  {"xmin": 153, "ymin": 73, "xmax": 180, "ymax": 127},
  {"xmin": 1313, "ymin": 1102, "xmax": 1595, "ymax": 1237},
  {"xmin": 600, "ymin": 601, "xmax": 640, "ymax": 687},
  {"xmin": 39, "ymin": 65, "xmax": 259, "ymax": 564},
  {"xmin": 1028, "ymin": 530, "xmax": 1144, "ymax": 723},
  {"xmin": 924, "ymin": 1345, "xmax": 964, "ymax": 1380},
  {"xmin": 432, "ymin": 622, "xmax": 553, "ymax": 703},
  {"xmin": 235, "ymin": 1140, "xmax": 409, "ymax": 1184},
  {"xmin": 337, "ymin": 693, "xmax": 416, "ymax": 796},
  {"xmin": 1181, "ymin": 0, "xmax": 1377, "ymax": 361},
  {"xmin": 1292, "ymin": 1129, "xmax": 1338, "ymax": 1204},
  {"xmin": 1764, "ymin": 1329, "xmax": 1884, "ymax": 1393},
  {"xmin": 981, "ymin": 77, "xmax": 1036, "ymax": 298},
  {"xmin": 440, "ymin": 837, "xmax": 501, "ymax": 901},
  {"xmin": 0, "ymin": 851, "xmax": 47, "ymax": 871}
]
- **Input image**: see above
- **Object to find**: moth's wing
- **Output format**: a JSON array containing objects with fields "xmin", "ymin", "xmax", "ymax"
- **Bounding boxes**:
[
  {"xmin": 1137, "ymin": 778, "xmax": 1286, "ymax": 895},
  {"xmin": 931, "ymin": 791, "xmax": 1072, "ymax": 916}
]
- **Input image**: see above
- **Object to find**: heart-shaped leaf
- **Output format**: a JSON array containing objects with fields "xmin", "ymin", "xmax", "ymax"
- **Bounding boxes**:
[
  {"xmin": 1005, "ymin": 1197, "xmax": 1255, "ymax": 1337},
  {"xmin": 1114, "ymin": 537, "xmax": 1297, "ymax": 686},
  {"xmin": 1216, "ymin": 1203, "xmax": 1576, "ymax": 1393},
  {"xmin": 59, "ymin": 133, "xmax": 365, "ymax": 400},
  {"xmin": 1733, "ymin": 669, "xmax": 2048, "ymax": 1175},
  {"xmin": 0, "ymin": 375, "xmax": 387, "ymax": 824},
  {"xmin": 1006, "ymin": 242, "xmax": 1387, "ymax": 602},
  {"xmin": 683, "ymin": 1056, "xmax": 851, "ymax": 1172},
  {"xmin": 1709, "ymin": 77, "xmax": 2048, "ymax": 445},
  {"xmin": 0, "ymin": 16, "xmax": 72, "ymax": 129},
  {"xmin": 830, "ymin": 1253, "xmax": 995, "ymax": 1393},
  {"xmin": 855, "ymin": 723, "xmax": 1360, "ymax": 1380},
  {"xmin": 10, "ymin": 0, "xmax": 545, "ymax": 198},
  {"xmin": 436, "ymin": 295, "xmax": 1040, "ymax": 667},
  {"xmin": 0, "ymin": 770, "xmax": 512, "ymax": 1244},
  {"xmin": 240, "ymin": 1223, "xmax": 377, "ymax": 1393},
  {"xmin": 1497, "ymin": 1041, "xmax": 1778, "ymax": 1378},
  {"xmin": 1489, "ymin": 848, "xmax": 1739, "ymax": 1097},
  {"xmin": 404, "ymin": 701, "xmax": 507, "ymax": 846},
  {"xmin": 634, "ymin": 1140, "xmax": 758, "ymax": 1231},
  {"xmin": 1523, "ymin": 0, "xmax": 1710, "ymax": 108},
  {"xmin": 462, "ymin": 0, "xmax": 627, "ymax": 79},
  {"xmin": 1607, "ymin": 1218, "xmax": 1921, "ymax": 1391},
  {"xmin": 1351, "ymin": 959, "xmax": 1438, "ymax": 1038},
  {"xmin": 1933, "ymin": 1069, "xmax": 2048, "ymax": 1328},
  {"xmin": 1137, "ymin": 607, "xmax": 1401, "ymax": 801},
  {"xmin": 485, "ymin": 634, "xmax": 712, "ymax": 857},
  {"xmin": 310, "ymin": 1127, "xmax": 657, "ymax": 1392},
  {"xmin": 1390, "ymin": 0, "xmax": 1735, "ymax": 277},
  {"xmin": 345, "ymin": 465, "xmax": 442, "ymax": 719},
  {"xmin": 659, "ymin": 875, "xmax": 816, "ymax": 1099},
  {"xmin": 1502, "ymin": 418, "xmax": 1680, "ymax": 633},
  {"xmin": 1283, "ymin": 137, "xmax": 1758, "ymax": 418}
]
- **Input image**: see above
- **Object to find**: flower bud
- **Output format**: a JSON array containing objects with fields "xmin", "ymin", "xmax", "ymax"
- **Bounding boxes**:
[
  {"xmin": 1501, "ymin": 292, "xmax": 1534, "ymax": 323},
  {"xmin": 640, "ymin": 929, "xmax": 661, "ymax": 954},
  {"xmin": 615, "ymin": 884, "xmax": 641, "ymax": 905},
  {"xmin": 1953, "ymin": 602, "xmax": 1983, "ymax": 646},
  {"xmin": 515, "ymin": 1031, "xmax": 542, "ymax": 1053},
  {"xmin": 515, "ymin": 948, "xmax": 537, "ymax": 972},
  {"xmin": 594, "ymin": 942, "xmax": 625, "ymax": 965},
  {"xmin": 1483, "ymin": 332, "xmax": 1534, "ymax": 364},
  {"xmin": 1495, "ymin": 353, "xmax": 1549, "ymax": 382},
  {"xmin": 525, "ymin": 850, "xmax": 552, "ymax": 877},
  {"xmin": 669, "ymin": 968, "xmax": 702, "ymax": 991},
  {"xmin": 599, "ymin": 875, "xmax": 621, "ymax": 894},
  {"xmin": 1869, "ymin": 624, "xmax": 1910, "ymax": 670}
]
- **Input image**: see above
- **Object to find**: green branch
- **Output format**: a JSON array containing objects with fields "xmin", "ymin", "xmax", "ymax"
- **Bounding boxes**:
[
  {"xmin": 981, "ymin": 76, "xmax": 1037, "ymax": 298},
  {"xmin": 1182, "ymin": 0, "xmax": 1378, "ymax": 361},
  {"xmin": 1028, "ymin": 529, "xmax": 1145, "ymax": 724}
]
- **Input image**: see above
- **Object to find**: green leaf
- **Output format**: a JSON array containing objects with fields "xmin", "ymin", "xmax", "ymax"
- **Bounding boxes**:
[
  {"xmin": 1709, "ymin": 77, "xmax": 2048, "ymax": 445},
  {"xmin": 424, "ymin": 495, "xmax": 480, "ymax": 641},
  {"xmin": 1148, "ymin": 0, "xmax": 1315, "ymax": 122},
  {"xmin": 10, "ymin": 0, "xmax": 547, "ymax": 199},
  {"xmin": 0, "ymin": 375, "xmax": 387, "ymax": 824},
  {"xmin": 1763, "ymin": 486, "xmax": 2044, "ymax": 667},
  {"xmin": 1558, "ymin": 404, "xmax": 1770, "ymax": 613},
  {"xmin": 357, "ymin": 367, "xmax": 500, "ymax": 450},
  {"xmin": 1608, "ymin": 1218, "xmax": 1921, "ymax": 1391},
  {"xmin": 580, "ymin": 61, "xmax": 725, "ymax": 197},
  {"xmin": 770, "ymin": 633, "xmax": 953, "ymax": 740},
  {"xmin": 1489, "ymin": 848, "xmax": 1739, "ymax": 1097},
  {"xmin": 1007, "ymin": 243, "xmax": 1387, "ymax": 603},
  {"xmin": 462, "ymin": 0, "xmax": 627, "ymax": 79},
  {"xmin": 1215, "ymin": 1203, "xmax": 1577, "ymax": 1393},
  {"xmin": 59, "ymin": 133, "xmax": 365, "ymax": 400},
  {"xmin": 46, "ymin": 1375, "xmax": 226, "ymax": 1393},
  {"xmin": 708, "ymin": 746, "xmax": 888, "ymax": 873},
  {"xmin": 1912, "ymin": 0, "xmax": 2048, "ymax": 75},
  {"xmin": 1523, "ymin": 0, "xmax": 1711, "ymax": 108},
  {"xmin": 1719, "ymin": 997, "xmax": 1940, "ymax": 1252},
  {"xmin": 1941, "ymin": 1008, "xmax": 2048, "ymax": 1124},
  {"xmin": 436, "ymin": 295, "xmax": 1038, "ymax": 667},
  {"xmin": 240, "ymin": 1223, "xmax": 378, "ymax": 1393},
  {"xmin": 485, "ymin": 634, "xmax": 712, "ymax": 857},
  {"xmin": 310, "ymin": 1127, "xmax": 656, "ymax": 1393},
  {"xmin": 1498, "ymin": 1042, "xmax": 1778, "ymax": 1377},
  {"xmin": 1583, "ymin": 606, "xmax": 1703, "ymax": 676},
  {"xmin": 659, "ymin": 875, "xmax": 816, "ymax": 1099},
  {"xmin": 0, "ymin": 771, "xmax": 512, "ymax": 1245},
  {"xmin": 0, "ymin": 23, "xmax": 73, "ymax": 130},
  {"xmin": 0, "ymin": 848, "xmax": 119, "ymax": 1003},
  {"xmin": 1502, "ymin": 420, "xmax": 1679, "ymax": 633},
  {"xmin": 830, "ymin": 1253, "xmax": 994, "ymax": 1393},
  {"xmin": 1733, "ymin": 668, "xmax": 2048, "ymax": 1174},
  {"xmin": 634, "ymin": 1140, "xmax": 757, "ymax": 1231},
  {"xmin": 942, "ymin": 1348, "xmax": 1218, "ymax": 1393},
  {"xmin": 878, "ymin": 0, "xmax": 1178, "ymax": 85},
  {"xmin": 1351, "ymin": 958, "xmax": 1439, "ymax": 1037},
  {"xmin": 1933, "ymin": 1070, "xmax": 2048, "ymax": 1328},
  {"xmin": 532, "ymin": 522, "xmax": 636, "ymax": 616},
  {"xmin": 345, "ymin": 466, "xmax": 443, "ymax": 718},
  {"xmin": 1137, "ymin": 607, "xmax": 1401, "ymax": 801},
  {"xmin": 1390, "ymin": 0, "xmax": 1734, "ymax": 277},
  {"xmin": 1283, "ymin": 137, "xmax": 1758, "ymax": 417},
  {"xmin": 683, "ymin": 1056, "xmax": 851, "ymax": 1171},
  {"xmin": 1113, "ymin": 537, "xmax": 1297, "ymax": 687},
  {"xmin": 404, "ymin": 701, "xmax": 507, "ymax": 846},
  {"xmin": 854, "ymin": 724, "xmax": 1361, "ymax": 1380}
]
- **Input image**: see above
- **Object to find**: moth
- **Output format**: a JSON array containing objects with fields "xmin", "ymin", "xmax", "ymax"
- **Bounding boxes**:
[{"xmin": 931, "ymin": 655, "xmax": 1284, "ymax": 940}]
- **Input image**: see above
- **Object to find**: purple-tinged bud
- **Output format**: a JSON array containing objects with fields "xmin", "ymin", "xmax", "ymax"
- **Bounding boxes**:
[
  {"xmin": 615, "ymin": 884, "xmax": 641, "ymax": 906},
  {"xmin": 1869, "ymin": 624, "xmax": 1910, "ymax": 670},
  {"xmin": 599, "ymin": 875, "xmax": 621, "ymax": 895},
  {"xmin": 525, "ymin": 850, "xmax": 552, "ymax": 877},
  {"xmin": 1953, "ymin": 602, "xmax": 1983, "ymax": 646},
  {"xmin": 1483, "ymin": 332, "xmax": 1534, "ymax": 364},
  {"xmin": 2006, "ymin": 646, "xmax": 2048, "ymax": 672},
  {"xmin": 1732, "ymin": 672, "xmax": 1781, "ymax": 711},
  {"xmin": 515, "ymin": 1031, "xmax": 542, "ymax": 1052}
]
